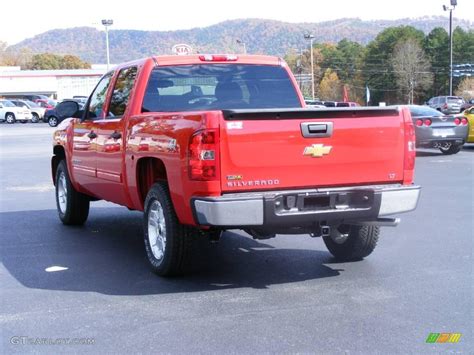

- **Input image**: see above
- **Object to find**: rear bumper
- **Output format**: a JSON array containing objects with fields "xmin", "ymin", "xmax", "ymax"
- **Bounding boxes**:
[{"xmin": 192, "ymin": 184, "xmax": 421, "ymax": 228}]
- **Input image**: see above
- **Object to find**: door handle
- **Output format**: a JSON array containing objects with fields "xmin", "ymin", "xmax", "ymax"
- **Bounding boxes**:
[
  {"xmin": 301, "ymin": 122, "xmax": 333, "ymax": 138},
  {"xmin": 109, "ymin": 131, "xmax": 122, "ymax": 140},
  {"xmin": 87, "ymin": 131, "xmax": 97, "ymax": 139}
]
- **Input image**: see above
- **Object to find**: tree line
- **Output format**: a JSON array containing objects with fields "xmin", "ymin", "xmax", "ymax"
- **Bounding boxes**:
[
  {"xmin": 285, "ymin": 25, "xmax": 474, "ymax": 105},
  {"xmin": 0, "ymin": 41, "xmax": 90, "ymax": 70}
]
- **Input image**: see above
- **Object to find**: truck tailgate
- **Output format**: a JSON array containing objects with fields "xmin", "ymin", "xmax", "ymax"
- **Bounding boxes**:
[{"xmin": 219, "ymin": 108, "xmax": 405, "ymax": 192}]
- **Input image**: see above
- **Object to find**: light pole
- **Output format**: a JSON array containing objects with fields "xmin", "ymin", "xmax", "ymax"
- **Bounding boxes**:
[
  {"xmin": 443, "ymin": 0, "xmax": 457, "ymax": 96},
  {"xmin": 236, "ymin": 39, "xmax": 247, "ymax": 54},
  {"xmin": 304, "ymin": 34, "xmax": 315, "ymax": 100},
  {"xmin": 101, "ymin": 19, "xmax": 113, "ymax": 71}
]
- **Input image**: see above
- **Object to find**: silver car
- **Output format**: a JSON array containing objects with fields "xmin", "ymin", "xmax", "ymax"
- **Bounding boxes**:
[
  {"xmin": 10, "ymin": 99, "xmax": 46, "ymax": 123},
  {"xmin": 427, "ymin": 96, "xmax": 463, "ymax": 114}
]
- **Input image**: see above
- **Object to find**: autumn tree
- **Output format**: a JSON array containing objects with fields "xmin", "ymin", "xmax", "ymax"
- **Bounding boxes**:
[
  {"xmin": 26, "ymin": 53, "xmax": 91, "ymax": 70},
  {"xmin": 390, "ymin": 38, "xmax": 433, "ymax": 104},
  {"xmin": 319, "ymin": 69, "xmax": 341, "ymax": 101},
  {"xmin": 455, "ymin": 77, "xmax": 474, "ymax": 101}
]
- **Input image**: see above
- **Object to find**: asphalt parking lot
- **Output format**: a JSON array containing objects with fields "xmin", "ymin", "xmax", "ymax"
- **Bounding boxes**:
[{"xmin": 1, "ymin": 123, "xmax": 472, "ymax": 353}]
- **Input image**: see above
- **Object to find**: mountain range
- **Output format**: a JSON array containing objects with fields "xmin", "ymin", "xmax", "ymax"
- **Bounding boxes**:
[{"xmin": 8, "ymin": 17, "xmax": 473, "ymax": 64}]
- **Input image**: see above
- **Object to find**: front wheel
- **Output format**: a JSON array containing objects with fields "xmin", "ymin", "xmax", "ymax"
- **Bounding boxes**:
[
  {"xmin": 48, "ymin": 116, "xmax": 58, "ymax": 127},
  {"xmin": 5, "ymin": 113, "xmax": 15, "ymax": 124},
  {"xmin": 322, "ymin": 224, "xmax": 379, "ymax": 261},
  {"xmin": 143, "ymin": 182, "xmax": 199, "ymax": 276},
  {"xmin": 439, "ymin": 143, "xmax": 461, "ymax": 155},
  {"xmin": 55, "ymin": 160, "xmax": 90, "ymax": 225},
  {"xmin": 31, "ymin": 113, "xmax": 39, "ymax": 123}
]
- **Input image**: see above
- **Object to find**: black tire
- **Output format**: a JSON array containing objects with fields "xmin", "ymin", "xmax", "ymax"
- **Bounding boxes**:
[
  {"xmin": 31, "ymin": 113, "xmax": 39, "ymax": 123},
  {"xmin": 439, "ymin": 144, "xmax": 461, "ymax": 155},
  {"xmin": 48, "ymin": 116, "xmax": 59, "ymax": 127},
  {"xmin": 5, "ymin": 113, "xmax": 15, "ymax": 124},
  {"xmin": 322, "ymin": 224, "xmax": 379, "ymax": 261},
  {"xmin": 143, "ymin": 182, "xmax": 199, "ymax": 276},
  {"xmin": 55, "ymin": 160, "xmax": 90, "ymax": 225}
]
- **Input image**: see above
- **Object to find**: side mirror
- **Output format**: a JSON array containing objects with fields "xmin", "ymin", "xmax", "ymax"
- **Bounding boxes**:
[{"xmin": 56, "ymin": 101, "xmax": 79, "ymax": 119}]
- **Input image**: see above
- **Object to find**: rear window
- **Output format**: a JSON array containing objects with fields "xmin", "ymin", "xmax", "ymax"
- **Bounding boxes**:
[
  {"xmin": 410, "ymin": 106, "xmax": 444, "ymax": 117},
  {"xmin": 142, "ymin": 64, "xmax": 301, "ymax": 112},
  {"xmin": 447, "ymin": 96, "xmax": 462, "ymax": 103}
]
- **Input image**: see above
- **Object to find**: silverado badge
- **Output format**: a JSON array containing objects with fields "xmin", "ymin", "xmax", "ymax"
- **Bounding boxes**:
[{"xmin": 303, "ymin": 144, "xmax": 332, "ymax": 158}]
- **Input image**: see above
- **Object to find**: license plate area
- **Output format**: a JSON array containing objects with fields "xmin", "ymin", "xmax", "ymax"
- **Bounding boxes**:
[
  {"xmin": 433, "ymin": 128, "xmax": 455, "ymax": 137},
  {"xmin": 274, "ymin": 190, "xmax": 375, "ymax": 214}
]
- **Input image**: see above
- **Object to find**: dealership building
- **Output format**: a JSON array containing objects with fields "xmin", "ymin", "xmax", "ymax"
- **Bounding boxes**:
[{"xmin": 0, "ymin": 65, "xmax": 110, "ymax": 100}]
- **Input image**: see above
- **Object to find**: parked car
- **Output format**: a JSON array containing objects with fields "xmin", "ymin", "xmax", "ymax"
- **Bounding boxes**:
[
  {"xmin": 304, "ymin": 99, "xmax": 325, "ymax": 108},
  {"xmin": 45, "ymin": 100, "xmax": 85, "ymax": 127},
  {"xmin": 0, "ymin": 99, "xmax": 33, "ymax": 123},
  {"xmin": 336, "ymin": 102, "xmax": 360, "ymax": 107},
  {"xmin": 10, "ymin": 99, "xmax": 46, "ymax": 123},
  {"xmin": 461, "ymin": 98, "xmax": 474, "ymax": 111},
  {"xmin": 405, "ymin": 105, "xmax": 468, "ymax": 154},
  {"xmin": 35, "ymin": 98, "xmax": 57, "ymax": 110},
  {"xmin": 1, "ymin": 94, "xmax": 50, "ymax": 102},
  {"xmin": 427, "ymin": 96, "xmax": 463, "ymax": 114},
  {"xmin": 462, "ymin": 106, "xmax": 474, "ymax": 143}
]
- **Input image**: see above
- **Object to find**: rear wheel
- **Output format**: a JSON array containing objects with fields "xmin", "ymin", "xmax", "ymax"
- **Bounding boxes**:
[
  {"xmin": 322, "ymin": 224, "xmax": 379, "ymax": 261},
  {"xmin": 5, "ymin": 113, "xmax": 15, "ymax": 124},
  {"xmin": 55, "ymin": 160, "xmax": 90, "ymax": 225},
  {"xmin": 439, "ymin": 143, "xmax": 461, "ymax": 155},
  {"xmin": 143, "ymin": 182, "xmax": 199, "ymax": 276},
  {"xmin": 31, "ymin": 113, "xmax": 39, "ymax": 123}
]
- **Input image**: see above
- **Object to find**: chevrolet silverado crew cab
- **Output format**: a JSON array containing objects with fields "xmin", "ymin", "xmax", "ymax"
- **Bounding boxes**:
[{"xmin": 52, "ymin": 54, "xmax": 420, "ymax": 276}]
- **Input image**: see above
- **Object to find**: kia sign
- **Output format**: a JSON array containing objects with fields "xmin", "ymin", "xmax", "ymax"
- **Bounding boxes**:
[{"xmin": 172, "ymin": 44, "xmax": 193, "ymax": 56}]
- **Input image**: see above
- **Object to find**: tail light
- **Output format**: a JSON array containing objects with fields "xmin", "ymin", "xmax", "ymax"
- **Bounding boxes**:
[
  {"xmin": 415, "ymin": 119, "xmax": 423, "ymax": 126},
  {"xmin": 454, "ymin": 118, "xmax": 461, "ymax": 125},
  {"xmin": 424, "ymin": 119, "xmax": 432, "ymax": 126},
  {"xmin": 461, "ymin": 118, "xmax": 468, "ymax": 125},
  {"xmin": 199, "ymin": 55, "xmax": 238, "ymax": 62},
  {"xmin": 403, "ymin": 108, "xmax": 416, "ymax": 184},
  {"xmin": 188, "ymin": 130, "xmax": 219, "ymax": 181}
]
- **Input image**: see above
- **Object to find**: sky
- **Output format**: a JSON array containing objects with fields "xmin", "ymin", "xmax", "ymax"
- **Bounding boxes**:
[{"xmin": 1, "ymin": 0, "xmax": 473, "ymax": 45}]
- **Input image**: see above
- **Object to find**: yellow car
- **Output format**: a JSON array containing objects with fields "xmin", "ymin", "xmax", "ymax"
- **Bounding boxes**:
[{"xmin": 463, "ymin": 106, "xmax": 474, "ymax": 143}]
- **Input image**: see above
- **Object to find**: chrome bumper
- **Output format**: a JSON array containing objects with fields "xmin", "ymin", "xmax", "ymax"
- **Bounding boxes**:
[{"xmin": 192, "ymin": 185, "xmax": 420, "ymax": 227}]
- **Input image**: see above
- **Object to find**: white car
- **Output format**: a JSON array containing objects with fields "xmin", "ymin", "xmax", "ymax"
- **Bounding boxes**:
[
  {"xmin": 0, "ymin": 100, "xmax": 33, "ymax": 124},
  {"xmin": 10, "ymin": 99, "xmax": 46, "ymax": 123}
]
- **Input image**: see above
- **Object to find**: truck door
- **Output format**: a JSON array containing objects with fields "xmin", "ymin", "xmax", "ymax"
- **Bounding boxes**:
[
  {"xmin": 95, "ymin": 66, "xmax": 138, "ymax": 205},
  {"xmin": 71, "ymin": 72, "xmax": 113, "ymax": 196}
]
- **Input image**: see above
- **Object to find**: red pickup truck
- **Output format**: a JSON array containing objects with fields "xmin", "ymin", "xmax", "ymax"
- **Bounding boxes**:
[{"xmin": 52, "ymin": 54, "xmax": 420, "ymax": 276}]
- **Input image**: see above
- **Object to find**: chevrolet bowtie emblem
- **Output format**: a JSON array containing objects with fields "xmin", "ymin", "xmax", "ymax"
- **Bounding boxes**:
[{"xmin": 303, "ymin": 144, "xmax": 332, "ymax": 158}]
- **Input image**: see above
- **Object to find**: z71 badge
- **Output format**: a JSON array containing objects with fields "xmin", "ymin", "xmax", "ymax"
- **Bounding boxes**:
[{"xmin": 303, "ymin": 144, "xmax": 332, "ymax": 158}]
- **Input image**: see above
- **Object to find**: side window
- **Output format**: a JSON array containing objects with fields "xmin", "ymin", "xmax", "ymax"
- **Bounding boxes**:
[
  {"xmin": 108, "ymin": 66, "xmax": 138, "ymax": 118},
  {"xmin": 87, "ymin": 73, "xmax": 113, "ymax": 120}
]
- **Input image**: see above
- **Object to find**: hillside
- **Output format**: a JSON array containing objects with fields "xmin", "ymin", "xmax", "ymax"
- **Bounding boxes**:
[{"xmin": 7, "ymin": 17, "xmax": 473, "ymax": 63}]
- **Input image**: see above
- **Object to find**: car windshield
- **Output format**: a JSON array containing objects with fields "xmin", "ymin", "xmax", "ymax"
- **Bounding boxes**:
[
  {"xmin": 47, "ymin": 100, "xmax": 56, "ymax": 106},
  {"xmin": 410, "ymin": 106, "xmax": 444, "ymax": 117},
  {"xmin": 26, "ymin": 100, "xmax": 40, "ymax": 108},
  {"xmin": 0, "ymin": 100, "xmax": 16, "ymax": 107},
  {"xmin": 142, "ymin": 64, "xmax": 301, "ymax": 112}
]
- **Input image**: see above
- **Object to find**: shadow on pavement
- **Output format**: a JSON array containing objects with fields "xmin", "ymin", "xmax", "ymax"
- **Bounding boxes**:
[
  {"xmin": 0, "ymin": 208, "xmax": 340, "ymax": 295},
  {"xmin": 416, "ymin": 150, "xmax": 442, "ymax": 157}
]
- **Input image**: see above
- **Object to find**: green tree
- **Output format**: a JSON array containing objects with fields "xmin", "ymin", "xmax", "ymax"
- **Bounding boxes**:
[
  {"xmin": 363, "ymin": 26, "xmax": 425, "ymax": 104},
  {"xmin": 423, "ymin": 27, "xmax": 449, "ymax": 97},
  {"xmin": 27, "ymin": 53, "xmax": 91, "ymax": 70}
]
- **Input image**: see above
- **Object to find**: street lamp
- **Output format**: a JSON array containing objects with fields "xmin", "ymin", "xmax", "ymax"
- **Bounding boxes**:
[
  {"xmin": 443, "ymin": 0, "xmax": 457, "ymax": 96},
  {"xmin": 101, "ymin": 19, "xmax": 113, "ymax": 71},
  {"xmin": 304, "ymin": 33, "xmax": 315, "ymax": 100},
  {"xmin": 236, "ymin": 39, "xmax": 247, "ymax": 54}
]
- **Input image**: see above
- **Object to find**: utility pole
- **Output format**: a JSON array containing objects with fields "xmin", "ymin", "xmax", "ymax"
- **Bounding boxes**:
[
  {"xmin": 102, "ymin": 19, "xmax": 114, "ymax": 71},
  {"xmin": 304, "ymin": 34, "xmax": 315, "ymax": 100},
  {"xmin": 236, "ymin": 39, "xmax": 247, "ymax": 54},
  {"xmin": 443, "ymin": 1, "xmax": 457, "ymax": 96}
]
